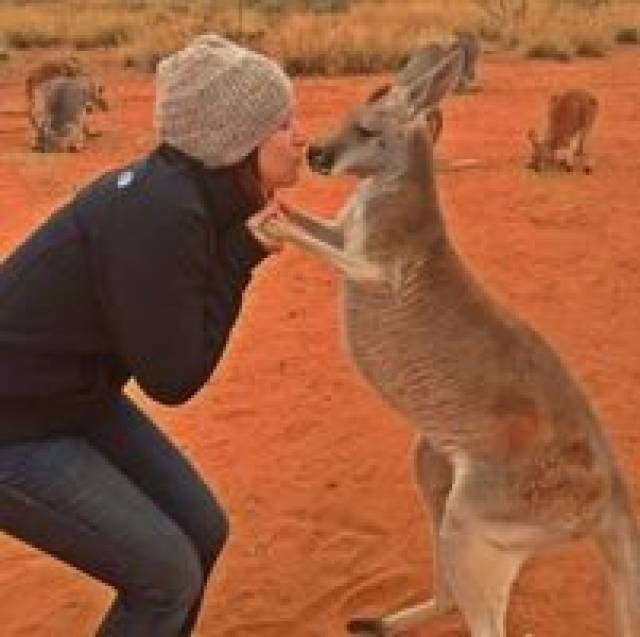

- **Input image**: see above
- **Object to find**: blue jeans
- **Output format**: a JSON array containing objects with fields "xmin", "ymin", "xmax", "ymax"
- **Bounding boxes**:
[{"xmin": 0, "ymin": 395, "xmax": 229, "ymax": 636}]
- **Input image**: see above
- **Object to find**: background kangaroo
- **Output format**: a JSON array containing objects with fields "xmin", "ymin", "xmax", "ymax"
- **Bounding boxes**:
[
  {"xmin": 259, "ymin": 48, "xmax": 639, "ymax": 637},
  {"xmin": 31, "ymin": 74, "xmax": 107, "ymax": 152},
  {"xmin": 527, "ymin": 88, "xmax": 598, "ymax": 173},
  {"xmin": 27, "ymin": 58, "xmax": 108, "ymax": 151},
  {"xmin": 25, "ymin": 56, "xmax": 84, "ymax": 128}
]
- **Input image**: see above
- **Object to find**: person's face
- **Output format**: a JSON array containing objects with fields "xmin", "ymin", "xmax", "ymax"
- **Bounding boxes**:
[{"xmin": 257, "ymin": 112, "xmax": 307, "ymax": 195}]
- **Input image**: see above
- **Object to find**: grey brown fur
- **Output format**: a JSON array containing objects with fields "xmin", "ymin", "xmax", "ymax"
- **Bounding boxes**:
[
  {"xmin": 27, "ymin": 58, "xmax": 108, "ymax": 152},
  {"xmin": 25, "ymin": 56, "xmax": 85, "ymax": 129},
  {"xmin": 259, "ymin": 48, "xmax": 639, "ymax": 637},
  {"xmin": 31, "ymin": 74, "xmax": 107, "ymax": 152},
  {"xmin": 397, "ymin": 32, "xmax": 480, "ymax": 145}
]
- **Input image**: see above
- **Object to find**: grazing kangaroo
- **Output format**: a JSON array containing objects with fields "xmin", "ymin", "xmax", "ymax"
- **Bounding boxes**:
[
  {"xmin": 31, "ymin": 75, "xmax": 107, "ymax": 152},
  {"xmin": 527, "ymin": 88, "xmax": 598, "ymax": 173},
  {"xmin": 259, "ymin": 48, "xmax": 639, "ymax": 637}
]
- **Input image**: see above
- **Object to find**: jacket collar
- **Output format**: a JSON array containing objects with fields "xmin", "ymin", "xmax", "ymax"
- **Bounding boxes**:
[{"xmin": 155, "ymin": 144, "xmax": 261, "ymax": 230}]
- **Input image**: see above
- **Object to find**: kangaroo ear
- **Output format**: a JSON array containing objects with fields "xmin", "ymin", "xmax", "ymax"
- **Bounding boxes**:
[
  {"xmin": 401, "ymin": 46, "xmax": 463, "ymax": 115},
  {"xmin": 527, "ymin": 128, "xmax": 540, "ymax": 148}
]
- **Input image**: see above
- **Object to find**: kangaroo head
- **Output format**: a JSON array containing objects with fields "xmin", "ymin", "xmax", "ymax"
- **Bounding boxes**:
[
  {"xmin": 307, "ymin": 46, "xmax": 463, "ymax": 179},
  {"xmin": 83, "ymin": 78, "xmax": 108, "ymax": 113}
]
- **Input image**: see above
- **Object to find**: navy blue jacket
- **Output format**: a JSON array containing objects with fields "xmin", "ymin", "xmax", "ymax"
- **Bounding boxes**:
[{"xmin": 0, "ymin": 145, "xmax": 268, "ymax": 442}]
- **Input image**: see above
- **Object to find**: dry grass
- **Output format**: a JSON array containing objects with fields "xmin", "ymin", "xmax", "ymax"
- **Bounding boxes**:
[{"xmin": 0, "ymin": 0, "xmax": 639, "ymax": 73}]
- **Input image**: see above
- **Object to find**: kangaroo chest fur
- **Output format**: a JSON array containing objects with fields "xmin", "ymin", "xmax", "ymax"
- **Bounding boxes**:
[
  {"xmin": 337, "ymin": 185, "xmax": 514, "ymax": 454},
  {"xmin": 334, "ymin": 176, "xmax": 597, "ymax": 464}
]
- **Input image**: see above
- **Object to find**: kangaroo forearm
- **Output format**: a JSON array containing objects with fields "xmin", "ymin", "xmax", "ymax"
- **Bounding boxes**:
[
  {"xmin": 286, "ymin": 209, "xmax": 344, "ymax": 250},
  {"xmin": 278, "ymin": 220, "xmax": 384, "ymax": 284}
]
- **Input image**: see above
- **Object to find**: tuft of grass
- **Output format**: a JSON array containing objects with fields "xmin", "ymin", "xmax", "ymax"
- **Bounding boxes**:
[
  {"xmin": 1, "ymin": 0, "xmax": 640, "ymax": 75},
  {"xmin": 72, "ymin": 27, "xmax": 130, "ymax": 50},
  {"xmin": 123, "ymin": 50, "xmax": 164, "ymax": 72},
  {"xmin": 573, "ymin": 35, "xmax": 610, "ymax": 57},
  {"xmin": 524, "ymin": 38, "xmax": 575, "ymax": 61},
  {"xmin": 5, "ymin": 30, "xmax": 63, "ymax": 49},
  {"xmin": 615, "ymin": 26, "xmax": 640, "ymax": 44}
]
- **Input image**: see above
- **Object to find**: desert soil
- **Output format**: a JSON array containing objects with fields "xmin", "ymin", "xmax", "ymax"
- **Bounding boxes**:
[{"xmin": 1, "ymin": 46, "xmax": 640, "ymax": 636}]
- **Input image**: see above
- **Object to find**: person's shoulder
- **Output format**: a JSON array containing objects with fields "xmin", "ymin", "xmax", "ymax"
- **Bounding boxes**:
[
  {"xmin": 73, "ymin": 147, "xmax": 202, "ymax": 215},
  {"xmin": 114, "ymin": 149, "xmax": 202, "ymax": 211}
]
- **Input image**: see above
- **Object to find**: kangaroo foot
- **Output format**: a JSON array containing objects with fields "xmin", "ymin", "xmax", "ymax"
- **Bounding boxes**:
[{"xmin": 347, "ymin": 617, "xmax": 389, "ymax": 636}]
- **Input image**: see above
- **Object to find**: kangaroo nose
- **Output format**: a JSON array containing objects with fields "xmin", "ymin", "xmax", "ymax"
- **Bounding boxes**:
[{"xmin": 307, "ymin": 145, "xmax": 334, "ymax": 175}]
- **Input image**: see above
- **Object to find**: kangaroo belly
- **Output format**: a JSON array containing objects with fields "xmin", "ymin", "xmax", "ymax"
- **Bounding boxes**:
[
  {"xmin": 340, "ymin": 279, "xmax": 599, "ymax": 461},
  {"xmin": 341, "ymin": 282, "xmax": 487, "ymax": 453}
]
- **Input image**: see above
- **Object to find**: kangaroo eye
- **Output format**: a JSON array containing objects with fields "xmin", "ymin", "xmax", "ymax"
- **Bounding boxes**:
[{"xmin": 355, "ymin": 124, "xmax": 379, "ymax": 139}]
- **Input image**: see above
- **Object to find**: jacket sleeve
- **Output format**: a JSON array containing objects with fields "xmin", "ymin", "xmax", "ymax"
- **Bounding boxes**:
[{"xmin": 100, "ymin": 201, "xmax": 267, "ymax": 405}]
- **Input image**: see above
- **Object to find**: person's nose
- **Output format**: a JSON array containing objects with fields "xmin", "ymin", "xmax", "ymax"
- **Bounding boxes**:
[{"xmin": 292, "ymin": 119, "xmax": 308, "ymax": 147}]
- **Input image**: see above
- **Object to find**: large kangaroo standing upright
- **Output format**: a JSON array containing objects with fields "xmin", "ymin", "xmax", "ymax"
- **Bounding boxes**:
[{"xmin": 258, "ymin": 48, "xmax": 640, "ymax": 637}]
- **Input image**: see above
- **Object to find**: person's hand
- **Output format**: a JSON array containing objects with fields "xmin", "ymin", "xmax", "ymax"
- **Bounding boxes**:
[{"xmin": 246, "ymin": 199, "xmax": 290, "ymax": 253}]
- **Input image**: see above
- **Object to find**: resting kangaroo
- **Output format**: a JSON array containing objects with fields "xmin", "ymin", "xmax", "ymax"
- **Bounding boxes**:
[
  {"xmin": 527, "ymin": 88, "xmax": 598, "ymax": 173},
  {"xmin": 259, "ymin": 48, "xmax": 639, "ymax": 636}
]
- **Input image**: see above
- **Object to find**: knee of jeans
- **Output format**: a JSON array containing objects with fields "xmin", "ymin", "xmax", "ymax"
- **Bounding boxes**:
[
  {"xmin": 146, "ymin": 531, "xmax": 204, "ymax": 608},
  {"xmin": 197, "ymin": 504, "xmax": 230, "ymax": 574}
]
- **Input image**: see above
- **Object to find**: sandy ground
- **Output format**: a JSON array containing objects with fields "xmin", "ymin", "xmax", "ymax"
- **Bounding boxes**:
[{"xmin": 1, "ymin": 45, "xmax": 640, "ymax": 636}]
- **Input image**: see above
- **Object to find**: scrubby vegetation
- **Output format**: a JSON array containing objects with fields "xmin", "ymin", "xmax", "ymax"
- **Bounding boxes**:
[{"xmin": 0, "ymin": 0, "xmax": 638, "ymax": 74}]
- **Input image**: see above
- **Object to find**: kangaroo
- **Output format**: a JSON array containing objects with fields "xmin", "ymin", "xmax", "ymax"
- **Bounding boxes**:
[
  {"xmin": 258, "ymin": 48, "xmax": 640, "ymax": 637},
  {"xmin": 26, "ymin": 57, "xmax": 82, "ymax": 125},
  {"xmin": 453, "ymin": 30, "xmax": 481, "ymax": 93},
  {"xmin": 27, "ymin": 59, "xmax": 108, "ymax": 150},
  {"xmin": 31, "ymin": 74, "xmax": 108, "ymax": 152},
  {"xmin": 527, "ymin": 88, "xmax": 598, "ymax": 173}
]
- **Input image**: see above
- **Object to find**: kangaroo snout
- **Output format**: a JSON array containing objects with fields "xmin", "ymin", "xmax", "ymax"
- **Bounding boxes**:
[{"xmin": 307, "ymin": 144, "xmax": 334, "ymax": 175}]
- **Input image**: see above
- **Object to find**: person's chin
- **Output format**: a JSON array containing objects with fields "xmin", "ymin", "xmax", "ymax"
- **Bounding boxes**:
[{"xmin": 280, "ymin": 168, "xmax": 301, "ymax": 189}]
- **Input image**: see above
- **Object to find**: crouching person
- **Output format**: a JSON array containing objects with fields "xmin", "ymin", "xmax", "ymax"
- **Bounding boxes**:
[{"xmin": 0, "ymin": 34, "xmax": 306, "ymax": 636}]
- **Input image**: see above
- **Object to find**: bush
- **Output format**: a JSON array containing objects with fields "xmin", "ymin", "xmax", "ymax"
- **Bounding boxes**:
[
  {"xmin": 307, "ymin": 0, "xmax": 350, "ymax": 13},
  {"xmin": 123, "ymin": 50, "xmax": 165, "ymax": 72},
  {"xmin": 573, "ymin": 37, "xmax": 609, "ymax": 57},
  {"xmin": 72, "ymin": 27, "xmax": 130, "ymax": 50},
  {"xmin": 615, "ymin": 26, "xmax": 640, "ymax": 44},
  {"xmin": 5, "ymin": 30, "xmax": 62, "ymax": 49},
  {"xmin": 524, "ymin": 35, "xmax": 574, "ymax": 61}
]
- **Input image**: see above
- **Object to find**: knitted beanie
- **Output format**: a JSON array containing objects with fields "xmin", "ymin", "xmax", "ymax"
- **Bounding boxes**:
[{"xmin": 154, "ymin": 34, "xmax": 293, "ymax": 168}]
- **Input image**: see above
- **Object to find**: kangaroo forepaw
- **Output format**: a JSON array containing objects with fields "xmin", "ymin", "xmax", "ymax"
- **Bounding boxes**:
[{"xmin": 347, "ymin": 616, "xmax": 389, "ymax": 636}]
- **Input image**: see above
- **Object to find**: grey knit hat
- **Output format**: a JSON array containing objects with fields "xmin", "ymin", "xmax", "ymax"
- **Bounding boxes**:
[{"xmin": 154, "ymin": 34, "xmax": 293, "ymax": 168}]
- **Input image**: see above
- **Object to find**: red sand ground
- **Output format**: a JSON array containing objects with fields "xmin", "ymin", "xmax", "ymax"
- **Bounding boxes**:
[{"xmin": 1, "ymin": 46, "xmax": 640, "ymax": 637}]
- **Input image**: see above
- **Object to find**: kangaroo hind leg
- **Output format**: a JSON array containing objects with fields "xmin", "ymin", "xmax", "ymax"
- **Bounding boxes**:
[
  {"xmin": 438, "ymin": 468, "xmax": 530, "ymax": 637},
  {"xmin": 347, "ymin": 437, "xmax": 458, "ymax": 636}
]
